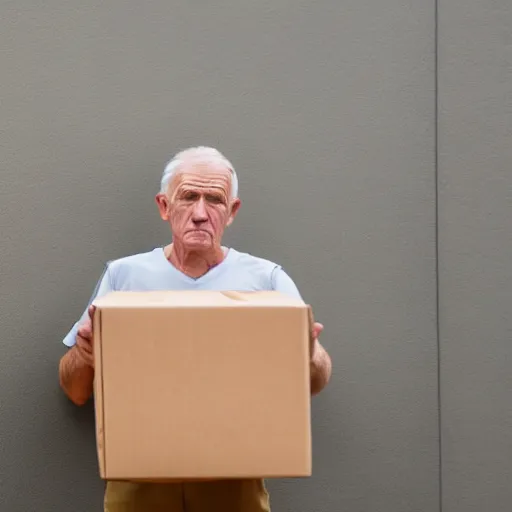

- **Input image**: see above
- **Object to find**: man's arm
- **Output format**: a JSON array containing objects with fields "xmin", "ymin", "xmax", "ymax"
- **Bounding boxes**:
[
  {"xmin": 59, "ymin": 264, "xmax": 112, "ymax": 406},
  {"xmin": 59, "ymin": 304, "xmax": 96, "ymax": 406},
  {"xmin": 310, "ymin": 339, "xmax": 332, "ymax": 395},
  {"xmin": 59, "ymin": 347, "xmax": 94, "ymax": 406},
  {"xmin": 271, "ymin": 266, "xmax": 333, "ymax": 395}
]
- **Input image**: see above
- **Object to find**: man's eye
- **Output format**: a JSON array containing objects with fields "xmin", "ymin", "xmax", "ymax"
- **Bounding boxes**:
[
  {"xmin": 182, "ymin": 192, "xmax": 198, "ymax": 201},
  {"xmin": 206, "ymin": 195, "xmax": 223, "ymax": 204}
]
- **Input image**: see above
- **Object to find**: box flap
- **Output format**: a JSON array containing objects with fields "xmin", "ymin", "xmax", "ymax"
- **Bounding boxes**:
[
  {"xmin": 93, "ymin": 290, "xmax": 306, "ymax": 309},
  {"xmin": 220, "ymin": 290, "xmax": 306, "ymax": 306}
]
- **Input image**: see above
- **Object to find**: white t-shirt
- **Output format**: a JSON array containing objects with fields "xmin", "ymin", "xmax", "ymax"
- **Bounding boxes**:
[{"xmin": 62, "ymin": 247, "xmax": 302, "ymax": 347}]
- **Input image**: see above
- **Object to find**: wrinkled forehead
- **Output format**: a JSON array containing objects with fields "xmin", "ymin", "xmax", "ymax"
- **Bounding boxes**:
[{"xmin": 169, "ymin": 159, "xmax": 232, "ymax": 194}]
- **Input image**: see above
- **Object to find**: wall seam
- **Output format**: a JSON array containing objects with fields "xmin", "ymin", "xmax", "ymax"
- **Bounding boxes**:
[{"xmin": 435, "ymin": 0, "xmax": 443, "ymax": 511}]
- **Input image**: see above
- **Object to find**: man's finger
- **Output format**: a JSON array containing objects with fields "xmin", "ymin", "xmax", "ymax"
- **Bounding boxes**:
[
  {"xmin": 77, "ymin": 323, "xmax": 92, "ymax": 340},
  {"xmin": 75, "ymin": 342, "xmax": 94, "ymax": 367},
  {"xmin": 311, "ymin": 322, "xmax": 324, "ymax": 340},
  {"xmin": 88, "ymin": 304, "xmax": 96, "ymax": 320},
  {"xmin": 76, "ymin": 334, "xmax": 92, "ymax": 353}
]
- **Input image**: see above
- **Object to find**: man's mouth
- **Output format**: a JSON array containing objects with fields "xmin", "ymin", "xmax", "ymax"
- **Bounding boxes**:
[{"xmin": 187, "ymin": 229, "xmax": 210, "ymax": 235}]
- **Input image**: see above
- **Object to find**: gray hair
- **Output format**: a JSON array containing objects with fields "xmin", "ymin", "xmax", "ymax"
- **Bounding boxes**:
[{"xmin": 160, "ymin": 146, "xmax": 239, "ymax": 198}]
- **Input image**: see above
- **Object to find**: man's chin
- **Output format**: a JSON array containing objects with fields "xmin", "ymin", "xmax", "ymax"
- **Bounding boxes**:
[
  {"xmin": 187, "ymin": 242, "xmax": 212, "ymax": 251},
  {"xmin": 182, "ymin": 233, "xmax": 213, "ymax": 250}
]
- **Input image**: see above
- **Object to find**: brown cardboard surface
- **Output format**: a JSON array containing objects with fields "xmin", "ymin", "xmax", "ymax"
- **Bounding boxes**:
[{"xmin": 92, "ymin": 291, "xmax": 312, "ymax": 481}]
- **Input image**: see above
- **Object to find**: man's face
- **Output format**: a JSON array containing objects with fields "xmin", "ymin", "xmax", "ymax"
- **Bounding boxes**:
[{"xmin": 156, "ymin": 160, "xmax": 241, "ymax": 251}]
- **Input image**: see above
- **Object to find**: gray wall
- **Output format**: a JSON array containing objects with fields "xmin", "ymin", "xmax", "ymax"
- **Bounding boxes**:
[
  {"xmin": 438, "ymin": 1, "xmax": 512, "ymax": 511},
  {"xmin": 1, "ymin": 1, "xmax": 506, "ymax": 511}
]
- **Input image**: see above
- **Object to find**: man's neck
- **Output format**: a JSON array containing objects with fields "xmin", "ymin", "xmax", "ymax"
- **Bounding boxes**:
[{"xmin": 164, "ymin": 242, "xmax": 226, "ymax": 279}]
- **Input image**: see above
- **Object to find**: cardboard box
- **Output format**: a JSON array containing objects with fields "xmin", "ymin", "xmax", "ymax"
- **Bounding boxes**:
[{"xmin": 92, "ymin": 290, "xmax": 312, "ymax": 481}]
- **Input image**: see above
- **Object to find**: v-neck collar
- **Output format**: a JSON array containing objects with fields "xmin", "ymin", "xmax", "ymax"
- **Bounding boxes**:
[{"xmin": 157, "ymin": 246, "xmax": 235, "ymax": 285}]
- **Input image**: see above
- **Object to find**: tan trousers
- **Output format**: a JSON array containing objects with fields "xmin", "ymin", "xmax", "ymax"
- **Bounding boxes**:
[{"xmin": 104, "ymin": 479, "xmax": 271, "ymax": 512}]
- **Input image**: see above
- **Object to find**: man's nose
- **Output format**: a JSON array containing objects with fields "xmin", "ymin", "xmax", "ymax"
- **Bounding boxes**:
[{"xmin": 191, "ymin": 198, "xmax": 208, "ymax": 222}]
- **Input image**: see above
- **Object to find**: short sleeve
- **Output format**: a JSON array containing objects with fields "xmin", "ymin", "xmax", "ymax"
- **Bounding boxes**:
[
  {"xmin": 62, "ymin": 263, "xmax": 114, "ymax": 348},
  {"xmin": 270, "ymin": 266, "xmax": 303, "ymax": 300}
]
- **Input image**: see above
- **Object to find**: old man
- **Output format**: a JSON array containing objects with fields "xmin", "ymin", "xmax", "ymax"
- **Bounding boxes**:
[{"xmin": 58, "ymin": 146, "xmax": 332, "ymax": 512}]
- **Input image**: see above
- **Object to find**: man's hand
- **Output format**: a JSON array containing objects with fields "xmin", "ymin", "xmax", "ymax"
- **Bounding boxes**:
[
  {"xmin": 307, "ymin": 310, "xmax": 331, "ymax": 395},
  {"xmin": 75, "ymin": 305, "xmax": 96, "ymax": 368},
  {"xmin": 59, "ymin": 304, "xmax": 96, "ymax": 405}
]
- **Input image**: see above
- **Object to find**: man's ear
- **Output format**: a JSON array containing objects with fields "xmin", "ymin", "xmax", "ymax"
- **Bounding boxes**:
[
  {"xmin": 155, "ymin": 194, "xmax": 170, "ymax": 221},
  {"xmin": 226, "ymin": 198, "xmax": 241, "ymax": 226}
]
